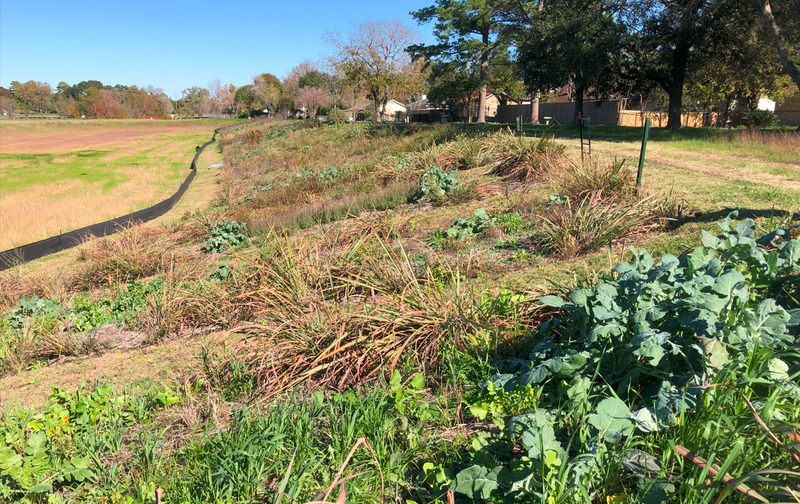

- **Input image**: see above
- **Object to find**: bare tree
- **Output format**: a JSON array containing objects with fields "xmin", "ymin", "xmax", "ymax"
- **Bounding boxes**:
[
  {"xmin": 327, "ymin": 20, "xmax": 424, "ymax": 122},
  {"xmin": 0, "ymin": 96, "xmax": 20, "ymax": 116},
  {"xmin": 296, "ymin": 86, "xmax": 331, "ymax": 119},
  {"xmin": 207, "ymin": 80, "xmax": 236, "ymax": 117}
]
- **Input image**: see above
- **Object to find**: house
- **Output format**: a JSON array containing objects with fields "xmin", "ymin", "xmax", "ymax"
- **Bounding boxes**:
[
  {"xmin": 407, "ymin": 95, "xmax": 445, "ymax": 123},
  {"xmin": 363, "ymin": 99, "xmax": 407, "ymax": 121}
]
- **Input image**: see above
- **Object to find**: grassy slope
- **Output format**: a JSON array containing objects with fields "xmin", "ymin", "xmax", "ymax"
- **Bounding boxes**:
[{"xmin": 0, "ymin": 121, "xmax": 797, "ymax": 503}]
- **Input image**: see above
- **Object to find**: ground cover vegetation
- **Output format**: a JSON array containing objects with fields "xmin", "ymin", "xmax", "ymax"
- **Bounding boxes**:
[{"xmin": 0, "ymin": 119, "xmax": 797, "ymax": 503}]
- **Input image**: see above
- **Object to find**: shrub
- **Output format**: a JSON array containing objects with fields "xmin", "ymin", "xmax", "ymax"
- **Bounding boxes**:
[{"xmin": 741, "ymin": 109, "xmax": 781, "ymax": 129}]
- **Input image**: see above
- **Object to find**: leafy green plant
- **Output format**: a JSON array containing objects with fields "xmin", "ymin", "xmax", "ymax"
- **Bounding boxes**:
[
  {"xmin": 410, "ymin": 166, "xmax": 459, "ymax": 204},
  {"xmin": 494, "ymin": 212, "xmax": 526, "ymax": 234},
  {"xmin": 742, "ymin": 109, "xmax": 781, "ymax": 129},
  {"xmin": 436, "ymin": 213, "xmax": 800, "ymax": 502},
  {"xmin": 0, "ymin": 383, "xmax": 181, "ymax": 501},
  {"xmin": 430, "ymin": 208, "xmax": 495, "ymax": 245},
  {"xmin": 202, "ymin": 220, "xmax": 247, "ymax": 253},
  {"xmin": 8, "ymin": 296, "xmax": 65, "ymax": 330}
]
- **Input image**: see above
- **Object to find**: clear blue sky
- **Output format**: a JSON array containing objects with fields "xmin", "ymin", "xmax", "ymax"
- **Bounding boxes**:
[{"xmin": 0, "ymin": 0, "xmax": 437, "ymax": 97}]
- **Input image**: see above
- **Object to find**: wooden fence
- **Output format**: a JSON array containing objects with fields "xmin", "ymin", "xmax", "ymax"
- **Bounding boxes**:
[{"xmin": 618, "ymin": 110, "xmax": 719, "ymax": 128}]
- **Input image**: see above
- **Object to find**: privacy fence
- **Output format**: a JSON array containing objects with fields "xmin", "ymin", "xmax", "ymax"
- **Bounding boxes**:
[
  {"xmin": 496, "ymin": 100, "xmax": 753, "ymax": 128},
  {"xmin": 0, "ymin": 127, "xmax": 225, "ymax": 270}
]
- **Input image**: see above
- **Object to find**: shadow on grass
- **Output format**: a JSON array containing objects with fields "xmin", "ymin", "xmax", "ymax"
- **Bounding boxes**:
[{"xmin": 684, "ymin": 207, "xmax": 800, "ymax": 224}]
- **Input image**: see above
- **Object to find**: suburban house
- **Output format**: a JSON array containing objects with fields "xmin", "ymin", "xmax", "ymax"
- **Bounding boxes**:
[
  {"xmin": 407, "ymin": 95, "xmax": 445, "ymax": 122},
  {"xmin": 363, "ymin": 99, "xmax": 407, "ymax": 121}
]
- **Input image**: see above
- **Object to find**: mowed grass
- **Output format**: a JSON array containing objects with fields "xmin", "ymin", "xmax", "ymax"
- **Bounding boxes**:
[{"xmin": 0, "ymin": 119, "xmax": 235, "ymax": 250}]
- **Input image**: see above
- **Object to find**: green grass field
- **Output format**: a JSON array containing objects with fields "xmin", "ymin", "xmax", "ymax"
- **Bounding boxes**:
[
  {"xmin": 0, "ymin": 120, "xmax": 233, "ymax": 249},
  {"xmin": 0, "ymin": 120, "xmax": 798, "ymax": 504}
]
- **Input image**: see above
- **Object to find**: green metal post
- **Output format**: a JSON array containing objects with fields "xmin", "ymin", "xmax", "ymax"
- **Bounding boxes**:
[{"xmin": 637, "ymin": 117, "xmax": 651, "ymax": 187}]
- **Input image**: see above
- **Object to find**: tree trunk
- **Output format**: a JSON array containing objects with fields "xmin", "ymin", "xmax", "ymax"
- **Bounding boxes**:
[
  {"xmin": 665, "ymin": 44, "xmax": 690, "ymax": 130},
  {"xmin": 571, "ymin": 83, "xmax": 585, "ymax": 127},
  {"xmin": 478, "ymin": 31, "xmax": 490, "ymax": 124},
  {"xmin": 758, "ymin": 0, "xmax": 800, "ymax": 131},
  {"xmin": 478, "ymin": 86, "xmax": 487, "ymax": 124},
  {"xmin": 529, "ymin": 0, "xmax": 545, "ymax": 125},
  {"xmin": 529, "ymin": 92, "xmax": 541, "ymax": 125},
  {"xmin": 372, "ymin": 96, "xmax": 381, "ymax": 123}
]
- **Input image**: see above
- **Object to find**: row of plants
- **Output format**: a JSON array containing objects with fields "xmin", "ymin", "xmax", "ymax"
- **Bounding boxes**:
[
  {"xmin": 418, "ymin": 214, "xmax": 800, "ymax": 502},
  {"xmin": 2, "ymin": 214, "xmax": 795, "ymax": 503},
  {"xmin": 0, "ymin": 279, "xmax": 163, "ymax": 376}
]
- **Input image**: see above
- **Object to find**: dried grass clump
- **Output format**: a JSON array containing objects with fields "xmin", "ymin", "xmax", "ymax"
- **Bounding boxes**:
[
  {"xmin": 71, "ymin": 224, "xmax": 194, "ymax": 290},
  {"xmin": 202, "ymin": 221, "xmax": 552, "ymax": 400},
  {"xmin": 538, "ymin": 159, "xmax": 684, "ymax": 256},
  {"xmin": 484, "ymin": 130, "xmax": 565, "ymax": 182},
  {"xmin": 538, "ymin": 191, "xmax": 653, "ymax": 256},
  {"xmin": 550, "ymin": 158, "xmax": 637, "ymax": 202},
  {"xmin": 0, "ymin": 273, "xmax": 69, "ymax": 311}
]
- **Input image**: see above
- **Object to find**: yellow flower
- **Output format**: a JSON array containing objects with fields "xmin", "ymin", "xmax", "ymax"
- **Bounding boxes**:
[
  {"xmin": 606, "ymin": 493, "xmax": 627, "ymax": 503},
  {"xmin": 61, "ymin": 415, "xmax": 69, "ymax": 425}
]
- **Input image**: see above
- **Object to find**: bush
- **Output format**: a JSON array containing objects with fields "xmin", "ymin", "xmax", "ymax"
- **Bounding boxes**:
[{"xmin": 741, "ymin": 109, "xmax": 781, "ymax": 129}]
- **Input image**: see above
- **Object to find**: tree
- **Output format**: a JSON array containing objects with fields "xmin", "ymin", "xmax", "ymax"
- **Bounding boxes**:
[
  {"xmin": 328, "ymin": 20, "xmax": 424, "ymax": 122},
  {"xmin": 0, "ymin": 87, "xmax": 20, "ymax": 116},
  {"xmin": 516, "ymin": 0, "xmax": 623, "ymax": 126},
  {"xmin": 427, "ymin": 59, "xmax": 482, "ymax": 121},
  {"xmin": 13, "ymin": 80, "xmax": 55, "ymax": 114},
  {"xmin": 85, "ymin": 88, "xmax": 125, "ymax": 118},
  {"xmin": 296, "ymin": 86, "xmax": 331, "ymax": 119},
  {"xmin": 208, "ymin": 80, "xmax": 235, "ymax": 117},
  {"xmin": 252, "ymin": 73, "xmax": 283, "ymax": 115},
  {"xmin": 619, "ymin": 0, "xmax": 736, "ymax": 129},
  {"xmin": 234, "ymin": 85, "xmax": 257, "ymax": 117},
  {"xmin": 756, "ymin": 0, "xmax": 800, "ymax": 129},
  {"xmin": 179, "ymin": 86, "xmax": 210, "ymax": 117},
  {"xmin": 684, "ymin": 2, "xmax": 792, "ymax": 115},
  {"xmin": 411, "ymin": 0, "xmax": 514, "ymax": 123}
]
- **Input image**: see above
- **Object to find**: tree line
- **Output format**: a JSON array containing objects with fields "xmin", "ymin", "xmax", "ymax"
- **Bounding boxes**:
[
  {"xmin": 408, "ymin": 0, "xmax": 800, "ymax": 128},
  {"xmin": 3, "ymin": 0, "xmax": 798, "ymax": 129}
]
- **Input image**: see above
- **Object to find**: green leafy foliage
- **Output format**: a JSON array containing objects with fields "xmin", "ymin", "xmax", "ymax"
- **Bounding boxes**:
[
  {"xmin": 494, "ymin": 212, "xmax": 526, "ymax": 234},
  {"xmin": 410, "ymin": 166, "xmax": 459, "ymax": 203},
  {"xmin": 202, "ymin": 220, "xmax": 247, "ymax": 254},
  {"xmin": 430, "ymin": 208, "xmax": 496, "ymax": 246},
  {"xmin": 0, "ymin": 383, "xmax": 180, "ymax": 502},
  {"xmin": 439, "ymin": 213, "xmax": 800, "ymax": 502},
  {"xmin": 8, "ymin": 296, "xmax": 65, "ymax": 330},
  {"xmin": 741, "ymin": 109, "xmax": 781, "ymax": 129}
]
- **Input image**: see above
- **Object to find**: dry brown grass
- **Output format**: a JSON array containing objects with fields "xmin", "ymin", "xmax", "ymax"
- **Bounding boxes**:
[
  {"xmin": 0, "ymin": 120, "xmax": 228, "ymax": 250},
  {"xmin": 70, "ymin": 223, "xmax": 205, "ymax": 290}
]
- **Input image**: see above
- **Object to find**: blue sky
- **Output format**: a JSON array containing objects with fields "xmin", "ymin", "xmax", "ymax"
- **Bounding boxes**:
[{"xmin": 0, "ymin": 0, "xmax": 437, "ymax": 97}]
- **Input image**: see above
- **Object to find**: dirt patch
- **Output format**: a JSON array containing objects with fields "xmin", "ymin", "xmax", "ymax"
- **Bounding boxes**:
[
  {"xmin": 0, "ymin": 333, "xmax": 220, "ymax": 410},
  {"xmin": 0, "ymin": 120, "xmax": 215, "ymax": 154}
]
